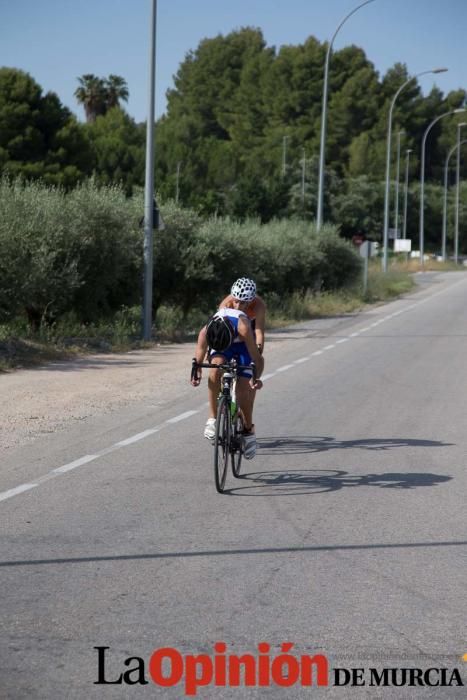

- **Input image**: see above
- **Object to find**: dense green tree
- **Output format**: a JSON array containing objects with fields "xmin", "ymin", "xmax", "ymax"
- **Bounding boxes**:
[
  {"xmin": 325, "ymin": 47, "xmax": 380, "ymax": 174},
  {"xmin": 330, "ymin": 175, "xmax": 383, "ymax": 239},
  {"xmin": 0, "ymin": 67, "xmax": 94, "ymax": 186},
  {"xmin": 85, "ymin": 107, "xmax": 145, "ymax": 194}
]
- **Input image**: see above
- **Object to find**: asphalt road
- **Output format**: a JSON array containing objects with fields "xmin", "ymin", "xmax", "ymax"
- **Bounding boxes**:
[{"xmin": 1, "ymin": 272, "xmax": 466, "ymax": 699}]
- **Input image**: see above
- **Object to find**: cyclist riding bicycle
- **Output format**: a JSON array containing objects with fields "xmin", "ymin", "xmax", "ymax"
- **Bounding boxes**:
[
  {"xmin": 191, "ymin": 301, "xmax": 264, "ymax": 459},
  {"xmin": 219, "ymin": 277, "xmax": 266, "ymax": 356}
]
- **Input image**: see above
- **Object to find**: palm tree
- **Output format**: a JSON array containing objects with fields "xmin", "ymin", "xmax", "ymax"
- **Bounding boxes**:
[
  {"xmin": 74, "ymin": 74, "xmax": 107, "ymax": 123},
  {"xmin": 105, "ymin": 74, "xmax": 129, "ymax": 109}
]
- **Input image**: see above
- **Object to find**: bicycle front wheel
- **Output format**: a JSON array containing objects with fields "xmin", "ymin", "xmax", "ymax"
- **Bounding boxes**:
[
  {"xmin": 231, "ymin": 411, "xmax": 244, "ymax": 478},
  {"xmin": 214, "ymin": 396, "xmax": 230, "ymax": 493}
]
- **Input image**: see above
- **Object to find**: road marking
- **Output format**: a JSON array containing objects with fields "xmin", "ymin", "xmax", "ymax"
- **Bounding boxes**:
[
  {"xmin": 276, "ymin": 364, "xmax": 294, "ymax": 372},
  {"xmin": 115, "ymin": 429, "xmax": 160, "ymax": 446},
  {"xmin": 336, "ymin": 338, "xmax": 349, "ymax": 344},
  {"xmin": 261, "ymin": 373, "xmax": 275, "ymax": 381},
  {"xmin": 0, "ymin": 483, "xmax": 38, "ymax": 502},
  {"xmin": 166, "ymin": 410, "xmax": 199, "ymax": 424},
  {"xmin": 311, "ymin": 350, "xmax": 323, "ymax": 356},
  {"xmin": 293, "ymin": 357, "xmax": 310, "ymax": 364},
  {"xmin": 53, "ymin": 455, "xmax": 99, "ymax": 473},
  {"xmin": 324, "ymin": 344, "xmax": 336, "ymax": 350}
]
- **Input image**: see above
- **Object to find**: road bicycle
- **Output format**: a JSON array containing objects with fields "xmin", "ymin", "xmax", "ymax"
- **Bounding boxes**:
[{"xmin": 191, "ymin": 358, "xmax": 256, "ymax": 493}]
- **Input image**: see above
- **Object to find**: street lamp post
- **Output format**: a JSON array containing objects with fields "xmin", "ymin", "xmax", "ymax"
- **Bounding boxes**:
[
  {"xmin": 282, "ymin": 135, "xmax": 289, "ymax": 177},
  {"xmin": 442, "ymin": 138, "xmax": 467, "ymax": 261},
  {"xmin": 143, "ymin": 0, "xmax": 157, "ymax": 340},
  {"xmin": 382, "ymin": 68, "xmax": 448, "ymax": 273},
  {"xmin": 402, "ymin": 148, "xmax": 412, "ymax": 240},
  {"xmin": 394, "ymin": 130, "xmax": 404, "ymax": 241},
  {"xmin": 316, "ymin": 0, "xmax": 376, "ymax": 229},
  {"xmin": 454, "ymin": 122, "xmax": 467, "ymax": 263},
  {"xmin": 301, "ymin": 147, "xmax": 306, "ymax": 212},
  {"xmin": 418, "ymin": 107, "xmax": 465, "ymax": 268},
  {"xmin": 175, "ymin": 161, "xmax": 182, "ymax": 203}
]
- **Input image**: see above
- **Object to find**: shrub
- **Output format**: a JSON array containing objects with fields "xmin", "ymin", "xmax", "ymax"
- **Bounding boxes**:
[{"xmin": 0, "ymin": 177, "xmax": 362, "ymax": 328}]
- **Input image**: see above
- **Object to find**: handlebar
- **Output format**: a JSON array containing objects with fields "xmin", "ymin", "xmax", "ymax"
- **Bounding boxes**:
[{"xmin": 191, "ymin": 358, "xmax": 257, "ymax": 383}]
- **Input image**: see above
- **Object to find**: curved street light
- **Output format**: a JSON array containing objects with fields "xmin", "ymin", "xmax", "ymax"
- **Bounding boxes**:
[
  {"xmin": 442, "ymin": 138, "xmax": 467, "ymax": 261},
  {"xmin": 442, "ymin": 140, "xmax": 466, "ymax": 261},
  {"xmin": 402, "ymin": 148, "xmax": 412, "ymax": 240},
  {"xmin": 394, "ymin": 130, "xmax": 404, "ymax": 239},
  {"xmin": 454, "ymin": 122, "xmax": 467, "ymax": 263},
  {"xmin": 382, "ymin": 68, "xmax": 448, "ymax": 272},
  {"xmin": 316, "ymin": 0, "xmax": 377, "ymax": 230},
  {"xmin": 418, "ymin": 107, "xmax": 466, "ymax": 268}
]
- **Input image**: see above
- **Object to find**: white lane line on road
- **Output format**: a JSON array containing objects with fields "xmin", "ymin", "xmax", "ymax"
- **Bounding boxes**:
[
  {"xmin": 349, "ymin": 332, "xmax": 360, "ymax": 337},
  {"xmin": 97, "ymin": 444, "xmax": 126, "ymax": 457},
  {"xmin": 276, "ymin": 364, "xmax": 294, "ymax": 372},
  {"xmin": 336, "ymin": 338, "xmax": 349, "ymax": 344},
  {"xmin": 166, "ymin": 410, "xmax": 199, "ymax": 424},
  {"xmin": 311, "ymin": 350, "xmax": 323, "ymax": 356},
  {"xmin": 53, "ymin": 455, "xmax": 99, "ymax": 473},
  {"xmin": 0, "ymin": 483, "xmax": 38, "ymax": 502},
  {"xmin": 324, "ymin": 344, "xmax": 336, "ymax": 350},
  {"xmin": 115, "ymin": 429, "xmax": 160, "ymax": 446},
  {"xmin": 293, "ymin": 357, "xmax": 310, "ymax": 364},
  {"xmin": 261, "ymin": 373, "xmax": 276, "ymax": 381}
]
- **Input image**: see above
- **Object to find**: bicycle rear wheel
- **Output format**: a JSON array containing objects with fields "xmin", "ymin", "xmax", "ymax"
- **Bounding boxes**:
[
  {"xmin": 231, "ymin": 411, "xmax": 244, "ymax": 478},
  {"xmin": 214, "ymin": 396, "xmax": 230, "ymax": 493}
]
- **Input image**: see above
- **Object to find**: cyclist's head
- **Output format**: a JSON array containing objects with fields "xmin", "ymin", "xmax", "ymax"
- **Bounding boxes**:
[
  {"xmin": 206, "ymin": 315, "xmax": 234, "ymax": 352},
  {"xmin": 231, "ymin": 277, "xmax": 256, "ymax": 302}
]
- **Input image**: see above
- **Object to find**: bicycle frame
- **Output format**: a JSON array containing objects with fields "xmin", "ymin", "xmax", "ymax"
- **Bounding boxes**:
[{"xmin": 191, "ymin": 358, "xmax": 256, "ymax": 491}]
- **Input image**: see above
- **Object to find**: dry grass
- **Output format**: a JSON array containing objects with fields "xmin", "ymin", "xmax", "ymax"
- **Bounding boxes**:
[{"xmin": 392, "ymin": 258, "xmax": 460, "ymax": 273}]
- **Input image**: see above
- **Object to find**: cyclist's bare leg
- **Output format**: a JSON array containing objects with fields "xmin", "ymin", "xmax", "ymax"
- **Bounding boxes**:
[
  {"xmin": 207, "ymin": 356, "xmax": 225, "ymax": 418},
  {"xmin": 236, "ymin": 377, "xmax": 255, "ymax": 431}
]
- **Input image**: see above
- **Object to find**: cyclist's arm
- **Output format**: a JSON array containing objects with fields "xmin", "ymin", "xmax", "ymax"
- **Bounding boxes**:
[
  {"xmin": 254, "ymin": 296, "xmax": 266, "ymax": 354},
  {"xmin": 195, "ymin": 326, "xmax": 208, "ymax": 364},
  {"xmin": 238, "ymin": 317, "xmax": 264, "ymax": 377},
  {"xmin": 191, "ymin": 327, "xmax": 208, "ymax": 386}
]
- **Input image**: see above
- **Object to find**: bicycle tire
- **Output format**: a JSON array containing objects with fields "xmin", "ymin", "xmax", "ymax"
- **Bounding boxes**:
[
  {"xmin": 231, "ymin": 411, "xmax": 244, "ymax": 478},
  {"xmin": 214, "ymin": 396, "xmax": 230, "ymax": 493}
]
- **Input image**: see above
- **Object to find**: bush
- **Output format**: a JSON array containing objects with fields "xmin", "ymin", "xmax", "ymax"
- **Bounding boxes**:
[
  {"xmin": 0, "ymin": 176, "xmax": 142, "ymax": 324},
  {"xmin": 0, "ymin": 177, "xmax": 81, "ymax": 325},
  {"xmin": 0, "ymin": 177, "xmax": 362, "ymax": 329}
]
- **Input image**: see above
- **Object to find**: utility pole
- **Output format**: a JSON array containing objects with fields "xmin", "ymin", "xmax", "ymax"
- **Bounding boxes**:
[
  {"xmin": 142, "ymin": 0, "xmax": 157, "ymax": 340},
  {"xmin": 175, "ymin": 161, "xmax": 182, "ymax": 203},
  {"xmin": 301, "ymin": 148, "xmax": 306, "ymax": 212},
  {"xmin": 282, "ymin": 136, "xmax": 288, "ymax": 177}
]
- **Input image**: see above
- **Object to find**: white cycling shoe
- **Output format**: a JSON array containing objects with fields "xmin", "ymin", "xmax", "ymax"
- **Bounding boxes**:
[{"xmin": 204, "ymin": 418, "xmax": 216, "ymax": 440}]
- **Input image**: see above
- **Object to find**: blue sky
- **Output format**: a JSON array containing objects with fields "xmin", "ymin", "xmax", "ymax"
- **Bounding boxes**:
[{"xmin": 1, "ymin": 0, "xmax": 466, "ymax": 123}]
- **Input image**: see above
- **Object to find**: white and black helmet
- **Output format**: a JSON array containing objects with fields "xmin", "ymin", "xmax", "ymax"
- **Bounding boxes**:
[
  {"xmin": 206, "ymin": 315, "xmax": 234, "ymax": 352},
  {"xmin": 231, "ymin": 277, "xmax": 256, "ymax": 302}
]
